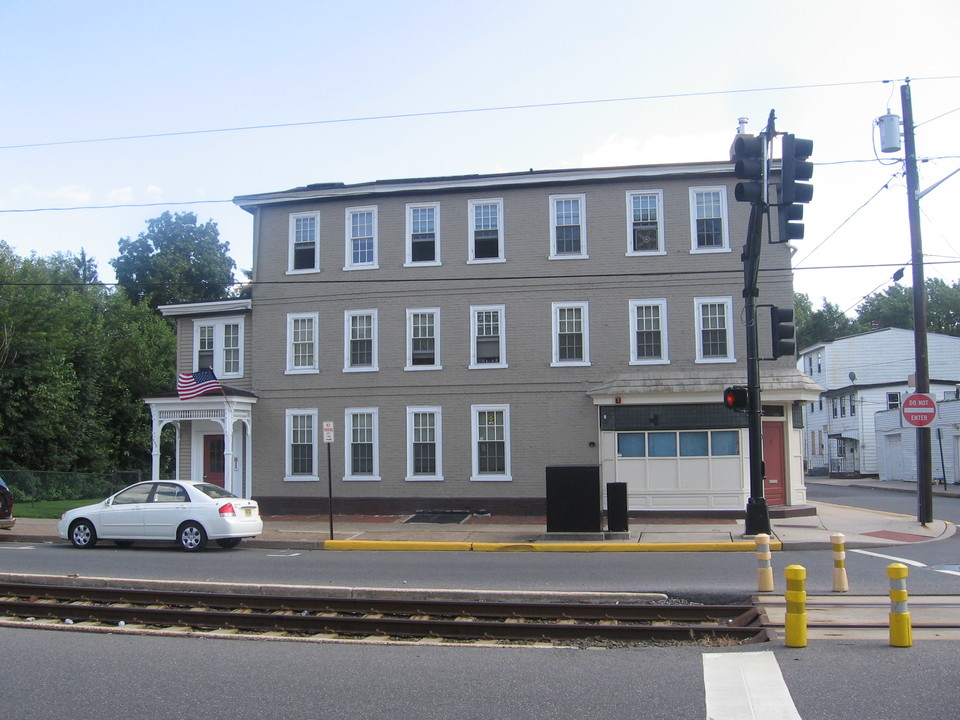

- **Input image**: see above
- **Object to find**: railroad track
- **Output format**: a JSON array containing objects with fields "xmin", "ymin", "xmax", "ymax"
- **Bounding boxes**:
[{"xmin": 0, "ymin": 581, "xmax": 772, "ymax": 645}]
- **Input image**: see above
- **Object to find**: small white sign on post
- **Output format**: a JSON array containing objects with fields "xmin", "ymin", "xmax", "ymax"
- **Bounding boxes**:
[{"xmin": 322, "ymin": 421, "xmax": 335, "ymax": 443}]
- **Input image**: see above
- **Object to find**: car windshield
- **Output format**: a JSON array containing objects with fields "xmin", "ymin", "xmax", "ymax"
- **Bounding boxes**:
[
  {"xmin": 0, "ymin": 476, "xmax": 8, "ymax": 491},
  {"xmin": 194, "ymin": 483, "xmax": 239, "ymax": 500}
]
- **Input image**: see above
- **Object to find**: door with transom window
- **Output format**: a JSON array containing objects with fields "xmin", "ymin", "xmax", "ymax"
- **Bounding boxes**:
[{"xmin": 203, "ymin": 434, "xmax": 225, "ymax": 487}]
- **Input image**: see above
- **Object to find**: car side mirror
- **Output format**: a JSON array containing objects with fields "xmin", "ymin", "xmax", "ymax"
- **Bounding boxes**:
[{"xmin": 104, "ymin": 498, "xmax": 113, "ymax": 507}]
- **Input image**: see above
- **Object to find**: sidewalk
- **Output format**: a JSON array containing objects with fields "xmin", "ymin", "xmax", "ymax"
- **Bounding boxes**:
[{"xmin": 2, "ymin": 480, "xmax": 954, "ymax": 552}]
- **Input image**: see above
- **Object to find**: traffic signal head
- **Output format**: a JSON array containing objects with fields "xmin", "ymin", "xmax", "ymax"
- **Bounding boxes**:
[
  {"xmin": 723, "ymin": 386, "xmax": 749, "ymax": 411},
  {"xmin": 770, "ymin": 305, "xmax": 796, "ymax": 359},
  {"xmin": 777, "ymin": 134, "xmax": 813, "ymax": 241},
  {"xmin": 732, "ymin": 134, "xmax": 766, "ymax": 204}
]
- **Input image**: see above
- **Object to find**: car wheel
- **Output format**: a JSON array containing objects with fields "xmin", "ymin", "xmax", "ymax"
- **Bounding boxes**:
[
  {"xmin": 69, "ymin": 519, "xmax": 98, "ymax": 549},
  {"xmin": 114, "ymin": 540, "xmax": 134, "ymax": 548},
  {"xmin": 178, "ymin": 521, "xmax": 208, "ymax": 552},
  {"xmin": 216, "ymin": 538, "xmax": 242, "ymax": 549}
]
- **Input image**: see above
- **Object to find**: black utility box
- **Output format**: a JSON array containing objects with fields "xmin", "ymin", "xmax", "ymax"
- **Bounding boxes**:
[
  {"xmin": 606, "ymin": 482, "xmax": 629, "ymax": 533},
  {"xmin": 545, "ymin": 465, "xmax": 602, "ymax": 533}
]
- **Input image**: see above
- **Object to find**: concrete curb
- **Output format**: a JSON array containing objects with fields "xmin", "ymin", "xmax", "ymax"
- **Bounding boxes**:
[{"xmin": 324, "ymin": 539, "xmax": 783, "ymax": 552}]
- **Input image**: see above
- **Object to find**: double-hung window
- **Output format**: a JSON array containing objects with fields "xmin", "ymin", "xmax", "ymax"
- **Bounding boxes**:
[
  {"xmin": 549, "ymin": 194, "xmax": 587, "ymax": 259},
  {"xmin": 629, "ymin": 299, "xmax": 668, "ymax": 364},
  {"xmin": 406, "ymin": 202, "xmax": 440, "ymax": 265},
  {"xmin": 285, "ymin": 409, "xmax": 318, "ymax": 481},
  {"xmin": 689, "ymin": 187, "xmax": 729, "ymax": 252},
  {"xmin": 344, "ymin": 310, "xmax": 378, "ymax": 372},
  {"xmin": 471, "ymin": 405, "xmax": 511, "ymax": 481},
  {"xmin": 626, "ymin": 190, "xmax": 664, "ymax": 254},
  {"xmin": 468, "ymin": 198, "xmax": 504, "ymax": 262},
  {"xmin": 551, "ymin": 302, "xmax": 590, "ymax": 366},
  {"xmin": 345, "ymin": 206, "xmax": 378, "ymax": 270},
  {"xmin": 406, "ymin": 309, "xmax": 440, "ymax": 370},
  {"xmin": 288, "ymin": 212, "xmax": 320, "ymax": 272},
  {"xmin": 470, "ymin": 305, "xmax": 506, "ymax": 368},
  {"xmin": 193, "ymin": 317, "xmax": 243, "ymax": 379},
  {"xmin": 406, "ymin": 407, "xmax": 442, "ymax": 481},
  {"xmin": 286, "ymin": 312, "xmax": 318, "ymax": 374},
  {"xmin": 345, "ymin": 408, "xmax": 380, "ymax": 481},
  {"xmin": 695, "ymin": 297, "xmax": 734, "ymax": 362}
]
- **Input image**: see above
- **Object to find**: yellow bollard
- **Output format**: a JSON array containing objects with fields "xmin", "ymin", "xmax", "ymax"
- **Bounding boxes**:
[
  {"xmin": 784, "ymin": 564, "xmax": 807, "ymax": 648},
  {"xmin": 755, "ymin": 533, "xmax": 774, "ymax": 592},
  {"xmin": 831, "ymin": 533, "xmax": 849, "ymax": 593},
  {"xmin": 888, "ymin": 563, "xmax": 913, "ymax": 647}
]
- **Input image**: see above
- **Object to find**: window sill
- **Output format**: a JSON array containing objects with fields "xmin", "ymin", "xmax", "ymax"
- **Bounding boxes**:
[
  {"xmin": 285, "ymin": 368, "xmax": 320, "ymax": 375},
  {"xmin": 283, "ymin": 476, "xmax": 320, "ymax": 483},
  {"xmin": 405, "ymin": 476, "xmax": 444, "ymax": 482},
  {"xmin": 343, "ymin": 475, "xmax": 382, "ymax": 482},
  {"xmin": 343, "ymin": 366, "xmax": 380, "ymax": 373},
  {"xmin": 470, "ymin": 474, "xmax": 513, "ymax": 482},
  {"xmin": 689, "ymin": 247, "xmax": 730, "ymax": 254},
  {"xmin": 469, "ymin": 363, "xmax": 508, "ymax": 370},
  {"xmin": 404, "ymin": 365, "xmax": 443, "ymax": 372},
  {"xmin": 551, "ymin": 361, "xmax": 591, "ymax": 368}
]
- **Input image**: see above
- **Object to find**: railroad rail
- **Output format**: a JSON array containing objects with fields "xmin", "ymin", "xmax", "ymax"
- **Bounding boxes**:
[{"xmin": 0, "ymin": 581, "xmax": 772, "ymax": 645}]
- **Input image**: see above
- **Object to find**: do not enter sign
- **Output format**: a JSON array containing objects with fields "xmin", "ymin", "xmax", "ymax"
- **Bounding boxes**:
[{"xmin": 902, "ymin": 393, "xmax": 937, "ymax": 427}]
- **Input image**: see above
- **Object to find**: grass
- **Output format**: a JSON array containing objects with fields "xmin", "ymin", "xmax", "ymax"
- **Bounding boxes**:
[{"xmin": 13, "ymin": 499, "xmax": 100, "ymax": 519}]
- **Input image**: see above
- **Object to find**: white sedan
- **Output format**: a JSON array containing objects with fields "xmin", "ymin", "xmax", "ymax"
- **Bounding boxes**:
[{"xmin": 58, "ymin": 480, "xmax": 263, "ymax": 552}]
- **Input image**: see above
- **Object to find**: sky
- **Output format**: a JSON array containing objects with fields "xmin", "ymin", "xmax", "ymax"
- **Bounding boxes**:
[{"xmin": 2, "ymin": 0, "xmax": 959, "ymax": 316}]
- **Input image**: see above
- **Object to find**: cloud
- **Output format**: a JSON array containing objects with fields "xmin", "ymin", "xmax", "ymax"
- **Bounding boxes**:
[
  {"xmin": 106, "ymin": 187, "xmax": 135, "ymax": 203},
  {"xmin": 582, "ymin": 132, "xmax": 734, "ymax": 167}
]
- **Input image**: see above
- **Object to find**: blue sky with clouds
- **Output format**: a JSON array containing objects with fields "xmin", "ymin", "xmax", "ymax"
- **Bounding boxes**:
[{"xmin": 2, "ymin": 0, "xmax": 959, "ymax": 315}]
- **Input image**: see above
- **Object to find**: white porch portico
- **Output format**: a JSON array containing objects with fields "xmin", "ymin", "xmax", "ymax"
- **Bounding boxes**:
[{"xmin": 144, "ymin": 390, "xmax": 257, "ymax": 499}]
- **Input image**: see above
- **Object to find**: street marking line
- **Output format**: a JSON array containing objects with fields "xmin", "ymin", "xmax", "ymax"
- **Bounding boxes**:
[
  {"xmin": 0, "ymin": 546, "xmax": 36, "ymax": 550},
  {"xmin": 702, "ymin": 651, "xmax": 802, "ymax": 720},
  {"xmin": 850, "ymin": 549, "xmax": 926, "ymax": 568}
]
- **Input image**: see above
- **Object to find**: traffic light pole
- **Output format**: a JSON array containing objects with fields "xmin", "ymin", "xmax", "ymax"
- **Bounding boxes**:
[{"xmin": 742, "ymin": 200, "xmax": 771, "ymax": 536}]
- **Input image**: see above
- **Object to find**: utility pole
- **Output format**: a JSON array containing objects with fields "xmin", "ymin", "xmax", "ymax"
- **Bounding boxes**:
[{"xmin": 900, "ymin": 81, "xmax": 934, "ymax": 524}]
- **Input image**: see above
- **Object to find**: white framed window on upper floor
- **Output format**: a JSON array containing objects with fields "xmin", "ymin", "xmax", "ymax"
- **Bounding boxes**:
[
  {"xmin": 285, "ymin": 408, "xmax": 318, "ymax": 482},
  {"xmin": 406, "ymin": 406, "xmax": 443, "ymax": 482},
  {"xmin": 344, "ymin": 206, "xmax": 378, "ymax": 270},
  {"xmin": 471, "ymin": 404, "xmax": 512, "ymax": 482},
  {"xmin": 626, "ymin": 190, "xmax": 664, "ymax": 255},
  {"xmin": 694, "ymin": 297, "xmax": 735, "ymax": 363},
  {"xmin": 344, "ymin": 309, "xmax": 378, "ymax": 372},
  {"xmin": 629, "ymin": 299, "xmax": 669, "ymax": 365},
  {"xmin": 468, "ymin": 198, "xmax": 504, "ymax": 263},
  {"xmin": 549, "ymin": 193, "xmax": 587, "ymax": 259},
  {"xmin": 345, "ymin": 407, "xmax": 380, "ymax": 482},
  {"xmin": 551, "ymin": 302, "xmax": 590, "ymax": 367},
  {"xmin": 286, "ymin": 312, "xmax": 319, "ymax": 374},
  {"xmin": 405, "ymin": 202, "xmax": 441, "ymax": 266},
  {"xmin": 470, "ymin": 304, "xmax": 506, "ymax": 369},
  {"xmin": 288, "ymin": 211, "xmax": 320, "ymax": 273},
  {"xmin": 406, "ymin": 308, "xmax": 441, "ymax": 371},
  {"xmin": 887, "ymin": 392, "xmax": 901, "ymax": 410},
  {"xmin": 689, "ymin": 187, "xmax": 729, "ymax": 253},
  {"xmin": 193, "ymin": 316, "xmax": 244, "ymax": 379}
]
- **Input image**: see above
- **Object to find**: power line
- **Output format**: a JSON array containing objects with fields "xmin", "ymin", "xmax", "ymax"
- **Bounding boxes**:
[{"xmin": 5, "ymin": 77, "xmax": 958, "ymax": 152}]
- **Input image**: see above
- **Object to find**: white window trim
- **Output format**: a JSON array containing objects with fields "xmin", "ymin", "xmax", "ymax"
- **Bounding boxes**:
[
  {"xmin": 192, "ymin": 316, "xmax": 244, "ymax": 379},
  {"xmin": 406, "ymin": 406, "xmax": 443, "ymax": 482},
  {"xmin": 405, "ymin": 308, "xmax": 441, "ymax": 371},
  {"xmin": 287, "ymin": 211, "xmax": 321, "ymax": 274},
  {"xmin": 285, "ymin": 312, "xmax": 319, "ymax": 375},
  {"xmin": 467, "ymin": 198, "xmax": 505, "ymax": 264},
  {"xmin": 625, "ymin": 190, "xmax": 665, "ymax": 256},
  {"xmin": 343, "ymin": 309, "xmax": 379, "ymax": 372},
  {"xmin": 549, "ymin": 193, "xmax": 588, "ymax": 259},
  {"xmin": 470, "ymin": 404, "xmax": 512, "ymax": 482},
  {"xmin": 343, "ymin": 205, "xmax": 379, "ymax": 271},
  {"xmin": 469, "ymin": 304, "xmax": 507, "ymax": 369},
  {"xmin": 284, "ymin": 408, "xmax": 319, "ymax": 482},
  {"xmin": 694, "ymin": 296, "xmax": 735, "ymax": 363},
  {"xmin": 551, "ymin": 301, "xmax": 591, "ymax": 367},
  {"xmin": 688, "ymin": 186, "xmax": 730, "ymax": 253},
  {"xmin": 628, "ymin": 299, "xmax": 669, "ymax": 365},
  {"xmin": 344, "ymin": 407, "xmax": 381, "ymax": 482},
  {"xmin": 404, "ymin": 202, "xmax": 441, "ymax": 267}
]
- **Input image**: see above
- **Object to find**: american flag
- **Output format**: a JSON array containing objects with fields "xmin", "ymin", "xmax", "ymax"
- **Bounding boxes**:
[{"xmin": 177, "ymin": 369, "xmax": 222, "ymax": 400}]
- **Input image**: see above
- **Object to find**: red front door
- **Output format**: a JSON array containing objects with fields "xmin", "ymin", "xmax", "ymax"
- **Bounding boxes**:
[
  {"xmin": 203, "ymin": 434, "xmax": 225, "ymax": 487},
  {"xmin": 761, "ymin": 421, "xmax": 786, "ymax": 505}
]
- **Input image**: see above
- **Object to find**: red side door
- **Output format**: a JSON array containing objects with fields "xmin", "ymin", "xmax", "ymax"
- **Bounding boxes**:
[
  {"xmin": 761, "ymin": 421, "xmax": 786, "ymax": 506},
  {"xmin": 203, "ymin": 434, "xmax": 225, "ymax": 488}
]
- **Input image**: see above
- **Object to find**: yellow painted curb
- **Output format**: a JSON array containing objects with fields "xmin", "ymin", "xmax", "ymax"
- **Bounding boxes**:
[{"xmin": 323, "ymin": 540, "xmax": 781, "ymax": 552}]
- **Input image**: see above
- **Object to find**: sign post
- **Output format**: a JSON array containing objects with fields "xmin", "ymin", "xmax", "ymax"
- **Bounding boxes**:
[
  {"xmin": 323, "ymin": 421, "xmax": 335, "ymax": 540},
  {"xmin": 902, "ymin": 394, "xmax": 937, "ymax": 524}
]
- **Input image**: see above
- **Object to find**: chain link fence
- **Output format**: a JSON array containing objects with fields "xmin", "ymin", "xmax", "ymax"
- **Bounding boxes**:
[{"xmin": 0, "ymin": 469, "xmax": 144, "ymax": 503}]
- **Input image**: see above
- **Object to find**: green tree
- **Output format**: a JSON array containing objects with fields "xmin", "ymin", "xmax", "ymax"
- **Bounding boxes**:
[
  {"xmin": 0, "ymin": 242, "xmax": 175, "ymax": 472},
  {"xmin": 795, "ymin": 292, "xmax": 863, "ymax": 350},
  {"xmin": 111, "ymin": 211, "xmax": 236, "ymax": 309},
  {"xmin": 855, "ymin": 278, "xmax": 960, "ymax": 337}
]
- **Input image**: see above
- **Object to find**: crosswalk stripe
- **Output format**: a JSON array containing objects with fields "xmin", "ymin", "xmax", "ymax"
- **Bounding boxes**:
[{"xmin": 702, "ymin": 651, "xmax": 802, "ymax": 720}]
